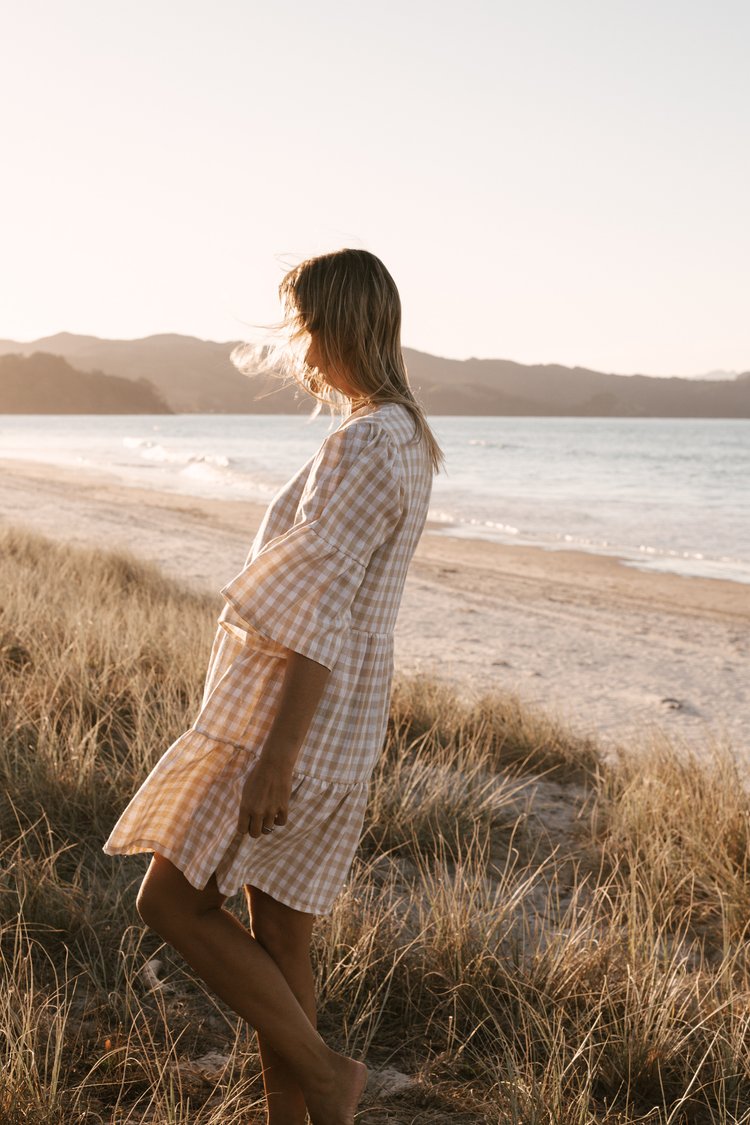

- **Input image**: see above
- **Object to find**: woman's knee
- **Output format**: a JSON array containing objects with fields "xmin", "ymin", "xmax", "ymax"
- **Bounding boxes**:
[{"xmin": 137, "ymin": 853, "xmax": 223, "ymax": 934}]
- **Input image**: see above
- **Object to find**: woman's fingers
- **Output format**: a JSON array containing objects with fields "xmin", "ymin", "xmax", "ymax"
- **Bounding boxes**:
[
  {"xmin": 248, "ymin": 812, "xmax": 265, "ymax": 838},
  {"xmin": 242, "ymin": 805, "xmax": 287, "ymax": 837},
  {"xmin": 238, "ymin": 762, "xmax": 292, "ymax": 837}
]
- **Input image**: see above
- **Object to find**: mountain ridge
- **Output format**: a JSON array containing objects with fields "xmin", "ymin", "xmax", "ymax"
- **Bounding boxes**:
[{"xmin": 0, "ymin": 333, "xmax": 748, "ymax": 417}]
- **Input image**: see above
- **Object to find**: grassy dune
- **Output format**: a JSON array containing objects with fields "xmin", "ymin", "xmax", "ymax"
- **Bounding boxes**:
[{"xmin": 2, "ymin": 526, "xmax": 750, "ymax": 1124}]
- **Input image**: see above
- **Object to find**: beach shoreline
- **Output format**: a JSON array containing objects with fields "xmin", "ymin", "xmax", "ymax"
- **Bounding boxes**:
[{"xmin": 1, "ymin": 455, "xmax": 747, "ymax": 756}]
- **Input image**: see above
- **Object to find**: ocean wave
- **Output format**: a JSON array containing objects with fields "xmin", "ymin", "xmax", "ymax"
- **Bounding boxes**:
[
  {"xmin": 428, "ymin": 507, "xmax": 520, "ymax": 535},
  {"xmin": 122, "ymin": 437, "xmax": 176, "ymax": 463},
  {"xmin": 179, "ymin": 459, "xmax": 233, "ymax": 484},
  {"xmin": 467, "ymin": 439, "xmax": 516, "ymax": 450},
  {"xmin": 123, "ymin": 438, "xmax": 233, "ymax": 471},
  {"xmin": 472, "ymin": 517, "xmax": 520, "ymax": 535},
  {"xmin": 187, "ymin": 453, "xmax": 231, "ymax": 469}
]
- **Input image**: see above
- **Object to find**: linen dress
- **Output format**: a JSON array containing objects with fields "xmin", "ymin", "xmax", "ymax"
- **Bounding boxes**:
[{"xmin": 102, "ymin": 401, "xmax": 433, "ymax": 914}]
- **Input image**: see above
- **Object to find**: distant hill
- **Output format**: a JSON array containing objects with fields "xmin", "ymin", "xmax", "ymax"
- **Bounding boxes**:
[
  {"xmin": 0, "ymin": 353, "xmax": 171, "ymax": 414},
  {"xmin": 403, "ymin": 351, "xmax": 750, "ymax": 417},
  {"xmin": 0, "ymin": 333, "xmax": 264, "ymax": 414},
  {"xmin": 0, "ymin": 333, "xmax": 748, "ymax": 417}
]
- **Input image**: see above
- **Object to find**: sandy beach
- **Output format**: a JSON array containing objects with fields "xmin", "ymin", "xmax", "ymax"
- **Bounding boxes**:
[{"xmin": 1, "ymin": 455, "xmax": 747, "ymax": 756}]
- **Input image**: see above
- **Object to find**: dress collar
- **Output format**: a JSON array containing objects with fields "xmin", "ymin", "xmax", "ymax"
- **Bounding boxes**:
[{"xmin": 332, "ymin": 400, "xmax": 385, "ymax": 430}]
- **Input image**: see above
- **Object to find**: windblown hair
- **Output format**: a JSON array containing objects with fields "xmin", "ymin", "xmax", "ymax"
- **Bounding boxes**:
[{"xmin": 232, "ymin": 248, "xmax": 445, "ymax": 475}]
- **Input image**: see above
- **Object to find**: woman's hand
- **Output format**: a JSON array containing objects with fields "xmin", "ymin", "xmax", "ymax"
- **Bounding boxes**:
[{"xmin": 237, "ymin": 757, "xmax": 294, "ymax": 838}]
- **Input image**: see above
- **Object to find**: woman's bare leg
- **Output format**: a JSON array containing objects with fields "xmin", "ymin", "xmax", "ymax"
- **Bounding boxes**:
[
  {"xmin": 246, "ymin": 884, "xmax": 316, "ymax": 1125},
  {"xmin": 136, "ymin": 854, "xmax": 366, "ymax": 1125}
]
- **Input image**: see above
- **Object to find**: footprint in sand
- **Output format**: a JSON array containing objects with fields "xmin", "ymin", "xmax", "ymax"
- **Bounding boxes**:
[{"xmin": 661, "ymin": 697, "xmax": 683, "ymax": 710}]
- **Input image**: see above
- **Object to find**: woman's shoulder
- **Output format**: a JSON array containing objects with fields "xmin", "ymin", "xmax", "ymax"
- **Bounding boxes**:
[
  {"xmin": 319, "ymin": 412, "xmax": 402, "ymax": 476},
  {"xmin": 328, "ymin": 406, "xmax": 430, "ymax": 493}
]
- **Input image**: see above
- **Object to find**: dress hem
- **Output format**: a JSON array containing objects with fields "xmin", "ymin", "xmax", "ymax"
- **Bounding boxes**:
[{"xmin": 101, "ymin": 837, "xmax": 337, "ymax": 915}]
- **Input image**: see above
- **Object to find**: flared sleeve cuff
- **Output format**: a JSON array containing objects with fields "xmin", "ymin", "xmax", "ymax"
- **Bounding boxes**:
[{"xmin": 220, "ymin": 523, "xmax": 366, "ymax": 670}]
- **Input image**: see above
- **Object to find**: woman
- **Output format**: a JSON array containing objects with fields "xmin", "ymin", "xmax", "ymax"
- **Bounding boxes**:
[{"xmin": 103, "ymin": 248, "xmax": 445, "ymax": 1125}]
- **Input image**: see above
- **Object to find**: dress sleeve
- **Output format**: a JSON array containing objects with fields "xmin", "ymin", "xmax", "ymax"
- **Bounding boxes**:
[{"xmin": 219, "ymin": 420, "xmax": 405, "ymax": 670}]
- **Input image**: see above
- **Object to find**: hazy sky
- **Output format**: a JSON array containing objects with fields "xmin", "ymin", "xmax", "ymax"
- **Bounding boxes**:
[{"xmin": 2, "ymin": 0, "xmax": 748, "ymax": 375}]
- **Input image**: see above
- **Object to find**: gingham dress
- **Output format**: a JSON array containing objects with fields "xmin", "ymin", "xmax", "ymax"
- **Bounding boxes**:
[{"xmin": 102, "ymin": 402, "xmax": 432, "ymax": 914}]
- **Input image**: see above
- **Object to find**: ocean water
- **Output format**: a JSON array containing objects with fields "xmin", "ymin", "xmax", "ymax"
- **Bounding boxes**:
[{"xmin": 1, "ymin": 414, "xmax": 749, "ymax": 586}]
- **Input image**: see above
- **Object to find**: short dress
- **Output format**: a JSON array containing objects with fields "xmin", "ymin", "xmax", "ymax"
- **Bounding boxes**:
[{"xmin": 102, "ymin": 401, "xmax": 433, "ymax": 914}]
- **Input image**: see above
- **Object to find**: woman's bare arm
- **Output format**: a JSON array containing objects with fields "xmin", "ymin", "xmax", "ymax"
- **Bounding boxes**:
[
  {"xmin": 263, "ymin": 649, "xmax": 332, "ymax": 763},
  {"xmin": 237, "ymin": 650, "xmax": 331, "ymax": 838}
]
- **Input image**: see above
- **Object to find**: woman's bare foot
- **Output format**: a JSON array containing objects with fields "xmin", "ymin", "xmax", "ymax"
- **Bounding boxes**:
[{"xmin": 303, "ymin": 1050, "xmax": 368, "ymax": 1125}]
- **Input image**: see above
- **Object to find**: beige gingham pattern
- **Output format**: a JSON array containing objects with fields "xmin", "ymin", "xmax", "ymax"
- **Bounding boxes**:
[{"xmin": 103, "ymin": 403, "xmax": 433, "ymax": 913}]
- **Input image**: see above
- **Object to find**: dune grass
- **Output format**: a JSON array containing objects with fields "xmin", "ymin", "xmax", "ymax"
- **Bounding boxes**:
[{"xmin": 1, "ymin": 525, "xmax": 750, "ymax": 1123}]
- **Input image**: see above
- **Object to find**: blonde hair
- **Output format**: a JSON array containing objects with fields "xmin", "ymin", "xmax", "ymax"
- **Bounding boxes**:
[{"xmin": 232, "ymin": 248, "xmax": 445, "ymax": 475}]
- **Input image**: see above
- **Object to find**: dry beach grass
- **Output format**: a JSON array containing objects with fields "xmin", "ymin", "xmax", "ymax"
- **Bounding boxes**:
[{"xmin": 2, "ymin": 526, "xmax": 750, "ymax": 1123}]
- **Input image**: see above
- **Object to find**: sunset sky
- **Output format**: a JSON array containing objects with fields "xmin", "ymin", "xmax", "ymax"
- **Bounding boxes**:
[{"xmin": 2, "ymin": 0, "xmax": 748, "ymax": 375}]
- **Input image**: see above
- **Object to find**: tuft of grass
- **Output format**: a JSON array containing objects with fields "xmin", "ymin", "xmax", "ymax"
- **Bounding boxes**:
[
  {"xmin": 388, "ymin": 671, "xmax": 602, "ymax": 781},
  {"xmin": 593, "ymin": 734, "xmax": 750, "ymax": 946},
  {"xmin": 2, "ymin": 524, "xmax": 750, "ymax": 1123}
]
